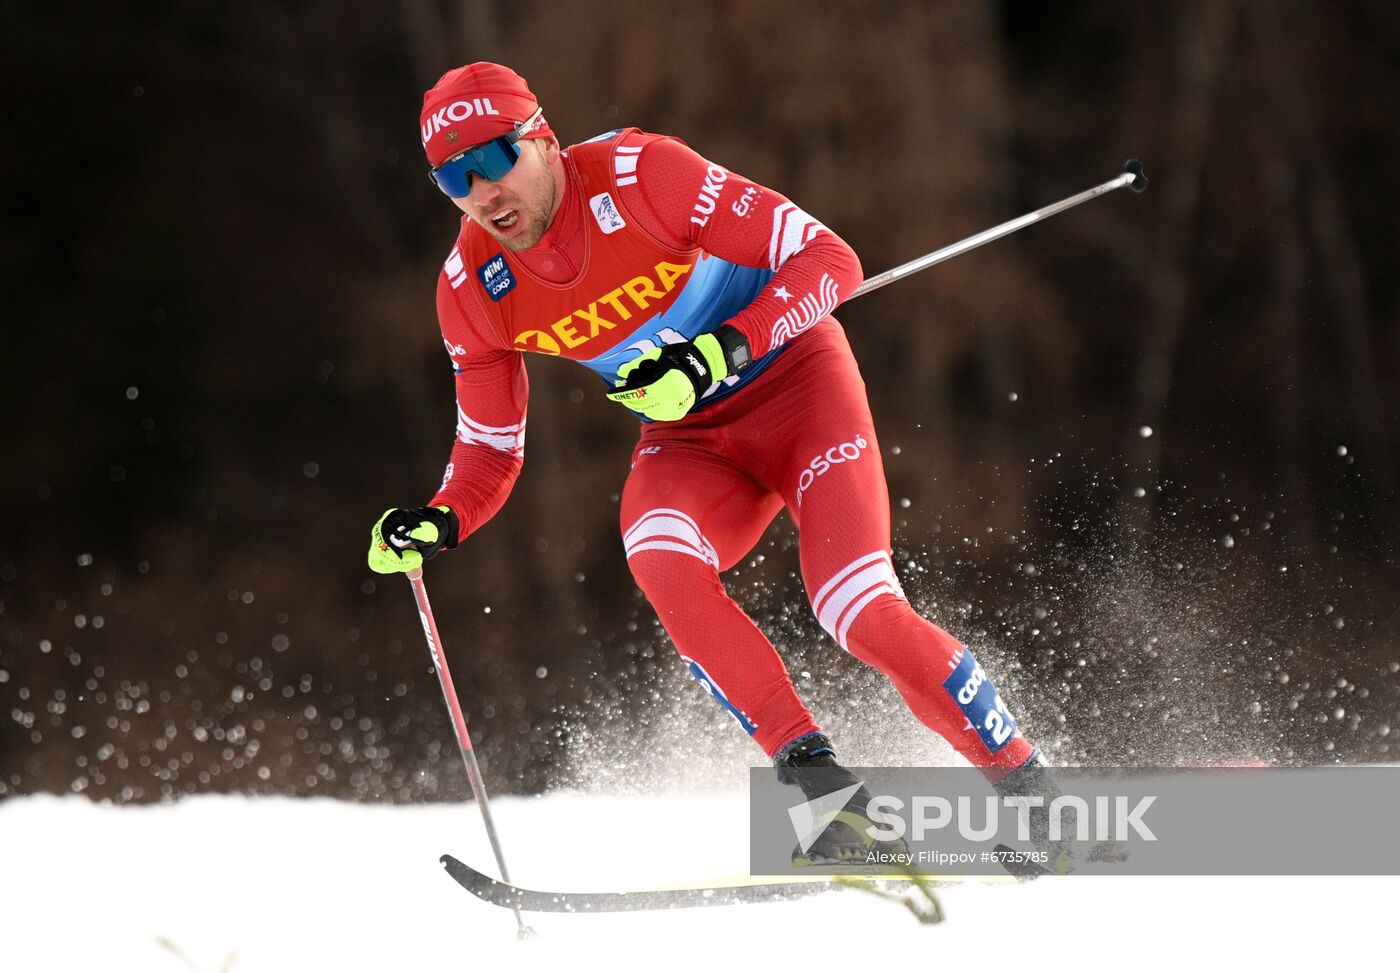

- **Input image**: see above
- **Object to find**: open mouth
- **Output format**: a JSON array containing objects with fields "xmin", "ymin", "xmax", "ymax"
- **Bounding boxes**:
[{"xmin": 490, "ymin": 209, "xmax": 519, "ymax": 229}]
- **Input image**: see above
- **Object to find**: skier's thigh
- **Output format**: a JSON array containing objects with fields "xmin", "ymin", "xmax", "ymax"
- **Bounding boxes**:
[
  {"xmin": 784, "ymin": 418, "xmax": 894, "ymax": 599},
  {"xmin": 621, "ymin": 444, "xmax": 782, "ymax": 573}
]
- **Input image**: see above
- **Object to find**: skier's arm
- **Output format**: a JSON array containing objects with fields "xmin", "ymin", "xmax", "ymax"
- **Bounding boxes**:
[
  {"xmin": 367, "ymin": 271, "xmax": 527, "ymax": 573},
  {"xmin": 427, "ymin": 352, "xmax": 527, "ymax": 542},
  {"xmin": 428, "ymin": 273, "xmax": 528, "ymax": 544},
  {"xmin": 620, "ymin": 136, "xmax": 864, "ymax": 360}
]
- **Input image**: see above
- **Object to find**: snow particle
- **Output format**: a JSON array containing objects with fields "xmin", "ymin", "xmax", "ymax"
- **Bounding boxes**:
[
  {"xmin": 125, "ymin": 387, "xmax": 140, "ymax": 400},
  {"xmin": 1138, "ymin": 425, "xmax": 1153, "ymax": 438},
  {"xmin": 535, "ymin": 667, "xmax": 548, "ymax": 679}
]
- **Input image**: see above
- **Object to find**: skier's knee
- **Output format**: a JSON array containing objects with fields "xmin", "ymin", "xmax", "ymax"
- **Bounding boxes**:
[
  {"xmin": 622, "ymin": 507, "xmax": 720, "ymax": 595},
  {"xmin": 809, "ymin": 550, "xmax": 906, "ymax": 651}
]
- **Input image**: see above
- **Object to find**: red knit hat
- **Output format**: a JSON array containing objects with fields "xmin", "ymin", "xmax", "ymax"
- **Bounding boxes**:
[{"xmin": 419, "ymin": 62, "xmax": 554, "ymax": 167}]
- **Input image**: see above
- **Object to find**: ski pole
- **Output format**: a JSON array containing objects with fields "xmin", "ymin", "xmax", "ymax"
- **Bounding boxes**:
[
  {"xmin": 849, "ymin": 160, "xmax": 1148, "ymax": 301},
  {"xmin": 406, "ymin": 566, "xmax": 534, "ymax": 938}
]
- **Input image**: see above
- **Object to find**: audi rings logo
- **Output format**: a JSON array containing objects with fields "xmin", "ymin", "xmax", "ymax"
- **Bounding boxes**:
[{"xmin": 796, "ymin": 435, "xmax": 869, "ymax": 506}]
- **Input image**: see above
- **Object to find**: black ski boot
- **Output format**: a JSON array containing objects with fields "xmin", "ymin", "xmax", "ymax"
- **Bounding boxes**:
[
  {"xmin": 775, "ymin": 732, "xmax": 907, "ymax": 866},
  {"xmin": 993, "ymin": 754, "xmax": 1128, "ymax": 873}
]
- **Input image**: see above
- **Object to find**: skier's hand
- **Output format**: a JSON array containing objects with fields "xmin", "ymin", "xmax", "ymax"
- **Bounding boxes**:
[
  {"xmin": 368, "ymin": 506, "xmax": 459, "ymax": 574},
  {"xmin": 606, "ymin": 326, "xmax": 750, "ymax": 422}
]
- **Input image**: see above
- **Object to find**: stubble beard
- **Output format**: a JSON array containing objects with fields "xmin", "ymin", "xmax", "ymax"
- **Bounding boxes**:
[{"xmin": 496, "ymin": 160, "xmax": 557, "ymax": 253}]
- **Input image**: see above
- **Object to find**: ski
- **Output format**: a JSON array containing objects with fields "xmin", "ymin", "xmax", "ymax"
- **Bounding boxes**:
[
  {"xmin": 441, "ymin": 854, "xmax": 835, "ymax": 913},
  {"xmin": 441, "ymin": 851, "xmax": 1026, "ymax": 917},
  {"xmin": 830, "ymin": 870, "xmax": 944, "ymax": 924}
]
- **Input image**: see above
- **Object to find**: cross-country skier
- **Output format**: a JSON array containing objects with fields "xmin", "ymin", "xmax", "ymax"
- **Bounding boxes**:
[{"xmin": 369, "ymin": 62, "xmax": 1050, "ymax": 864}]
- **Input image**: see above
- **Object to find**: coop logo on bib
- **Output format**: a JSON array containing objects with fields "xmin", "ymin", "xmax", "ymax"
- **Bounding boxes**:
[
  {"xmin": 477, "ymin": 252, "xmax": 516, "ymax": 302},
  {"xmin": 942, "ymin": 647, "xmax": 1019, "ymax": 755}
]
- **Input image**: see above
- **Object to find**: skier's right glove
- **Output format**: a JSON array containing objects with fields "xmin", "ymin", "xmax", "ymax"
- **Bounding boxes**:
[
  {"xmin": 368, "ymin": 505, "xmax": 459, "ymax": 574},
  {"xmin": 605, "ymin": 326, "xmax": 751, "ymax": 422}
]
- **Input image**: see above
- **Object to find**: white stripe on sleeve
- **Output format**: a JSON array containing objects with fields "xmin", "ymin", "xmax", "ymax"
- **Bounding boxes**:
[
  {"xmin": 768, "ymin": 203, "xmax": 828, "ymax": 270},
  {"xmin": 456, "ymin": 406, "xmax": 526, "ymax": 456}
]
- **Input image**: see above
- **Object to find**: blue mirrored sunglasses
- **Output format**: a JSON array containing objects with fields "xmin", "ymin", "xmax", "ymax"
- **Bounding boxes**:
[{"xmin": 428, "ymin": 107, "xmax": 544, "ymax": 199}]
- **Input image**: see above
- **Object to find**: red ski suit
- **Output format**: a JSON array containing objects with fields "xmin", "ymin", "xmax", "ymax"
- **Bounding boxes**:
[{"xmin": 429, "ymin": 128, "xmax": 1036, "ymax": 777}]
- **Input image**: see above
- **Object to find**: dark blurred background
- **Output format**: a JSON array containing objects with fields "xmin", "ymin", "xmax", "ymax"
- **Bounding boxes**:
[{"xmin": 3, "ymin": 1, "xmax": 1398, "ymax": 803}]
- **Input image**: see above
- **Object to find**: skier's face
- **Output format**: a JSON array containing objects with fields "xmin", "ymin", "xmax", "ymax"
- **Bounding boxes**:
[{"xmin": 454, "ymin": 137, "xmax": 562, "ymax": 253}]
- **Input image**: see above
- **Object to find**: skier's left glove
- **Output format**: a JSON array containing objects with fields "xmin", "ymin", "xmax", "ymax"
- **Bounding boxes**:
[
  {"xmin": 368, "ymin": 505, "xmax": 459, "ymax": 574},
  {"xmin": 605, "ymin": 325, "xmax": 751, "ymax": 422}
]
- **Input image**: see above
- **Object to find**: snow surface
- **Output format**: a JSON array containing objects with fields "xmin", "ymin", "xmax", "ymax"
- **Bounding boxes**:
[{"xmin": 4, "ymin": 792, "xmax": 1390, "ymax": 971}]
